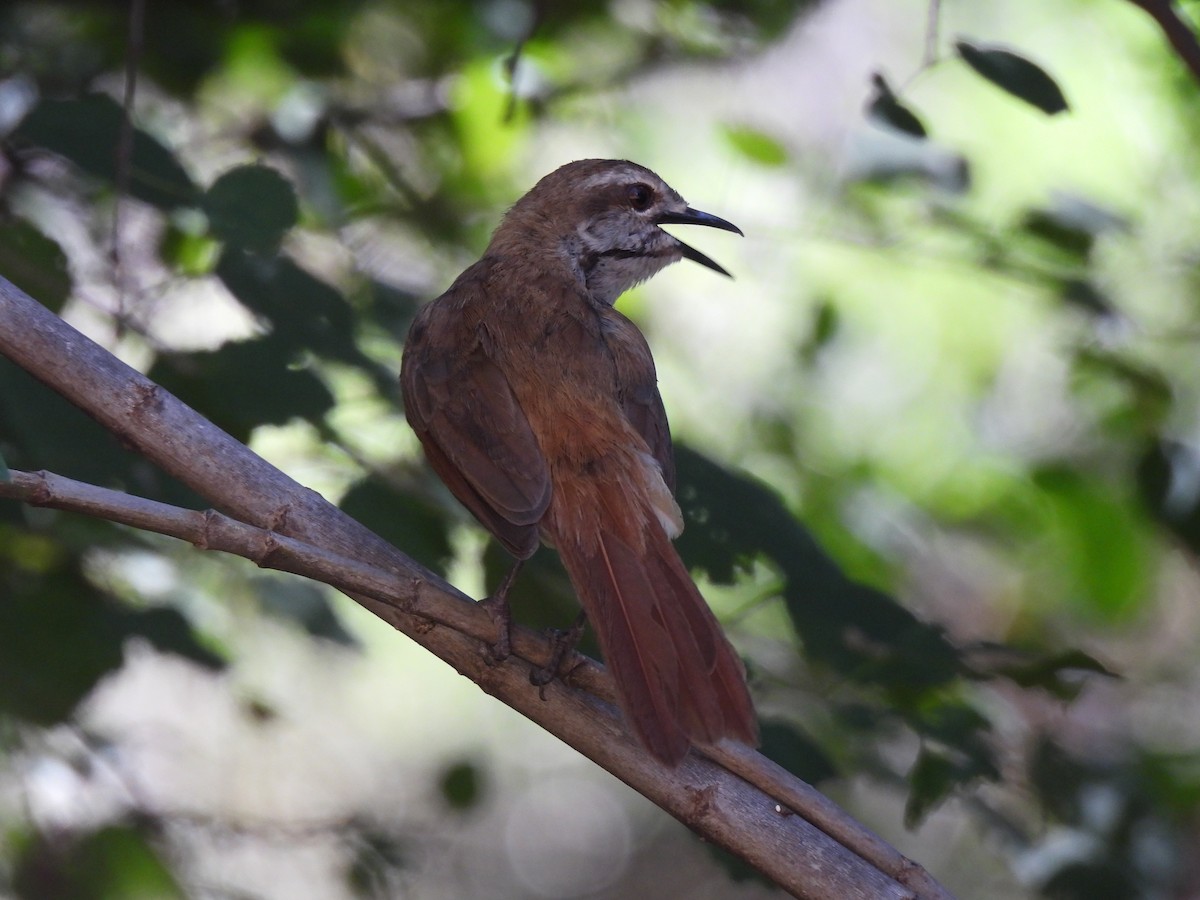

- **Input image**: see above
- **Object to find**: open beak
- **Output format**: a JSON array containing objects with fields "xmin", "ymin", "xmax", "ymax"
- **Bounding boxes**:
[{"xmin": 655, "ymin": 208, "xmax": 743, "ymax": 278}]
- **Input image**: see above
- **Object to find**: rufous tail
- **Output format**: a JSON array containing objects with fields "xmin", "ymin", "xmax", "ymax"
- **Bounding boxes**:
[{"xmin": 555, "ymin": 516, "xmax": 758, "ymax": 766}]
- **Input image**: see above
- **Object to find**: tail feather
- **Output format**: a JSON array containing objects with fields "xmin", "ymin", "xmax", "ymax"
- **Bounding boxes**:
[{"xmin": 557, "ymin": 521, "xmax": 758, "ymax": 765}]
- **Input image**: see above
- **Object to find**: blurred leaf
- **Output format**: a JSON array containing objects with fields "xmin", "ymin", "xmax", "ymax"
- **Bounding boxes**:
[
  {"xmin": 0, "ymin": 220, "xmax": 71, "ymax": 312},
  {"xmin": 1033, "ymin": 467, "xmax": 1152, "ymax": 619},
  {"xmin": 1138, "ymin": 440, "xmax": 1200, "ymax": 553},
  {"xmin": 906, "ymin": 724, "xmax": 998, "ymax": 828},
  {"xmin": 955, "ymin": 40, "xmax": 1069, "ymax": 115},
  {"xmin": 148, "ymin": 335, "xmax": 335, "ymax": 443},
  {"xmin": 675, "ymin": 446, "xmax": 964, "ymax": 687},
  {"xmin": 0, "ymin": 549, "xmax": 223, "ymax": 725},
  {"xmin": 339, "ymin": 475, "xmax": 454, "ymax": 577},
  {"xmin": 976, "ymin": 646, "xmax": 1117, "ymax": 700},
  {"xmin": 1027, "ymin": 735, "xmax": 1116, "ymax": 825},
  {"xmin": 1022, "ymin": 209, "xmax": 1093, "ymax": 259},
  {"xmin": 865, "ymin": 73, "xmax": 927, "ymax": 138},
  {"xmin": 0, "ymin": 448, "xmax": 9, "ymax": 482},
  {"xmin": 0, "ymin": 356, "xmax": 201, "ymax": 508},
  {"xmin": 13, "ymin": 825, "xmax": 184, "ymax": 900},
  {"xmin": 159, "ymin": 224, "xmax": 220, "ymax": 275},
  {"xmin": 906, "ymin": 746, "xmax": 967, "ymax": 827},
  {"xmin": 346, "ymin": 825, "xmax": 409, "ymax": 898},
  {"xmin": 439, "ymin": 759, "xmax": 485, "ymax": 811},
  {"xmin": 846, "ymin": 127, "xmax": 970, "ymax": 192},
  {"xmin": 0, "ymin": 557, "xmax": 124, "ymax": 724},
  {"xmin": 203, "ymin": 164, "xmax": 299, "ymax": 251},
  {"xmin": 254, "ymin": 576, "xmax": 359, "ymax": 646},
  {"xmin": 759, "ymin": 721, "xmax": 837, "ymax": 784},
  {"xmin": 1059, "ymin": 279, "xmax": 1117, "ymax": 318},
  {"xmin": 216, "ymin": 248, "xmax": 369, "ymax": 367},
  {"xmin": 14, "ymin": 94, "xmax": 199, "ymax": 207},
  {"xmin": 721, "ymin": 125, "xmax": 789, "ymax": 166},
  {"xmin": 118, "ymin": 605, "xmax": 225, "ymax": 670},
  {"xmin": 1042, "ymin": 862, "xmax": 1137, "ymax": 900}
]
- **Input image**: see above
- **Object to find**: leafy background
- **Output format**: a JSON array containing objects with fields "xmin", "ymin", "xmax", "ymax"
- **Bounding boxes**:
[{"xmin": 2, "ymin": 0, "xmax": 1200, "ymax": 897}]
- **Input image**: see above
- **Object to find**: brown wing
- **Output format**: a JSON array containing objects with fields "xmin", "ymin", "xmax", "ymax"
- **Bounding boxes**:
[
  {"xmin": 605, "ymin": 310, "xmax": 675, "ymax": 493},
  {"xmin": 401, "ymin": 302, "xmax": 551, "ymax": 559}
]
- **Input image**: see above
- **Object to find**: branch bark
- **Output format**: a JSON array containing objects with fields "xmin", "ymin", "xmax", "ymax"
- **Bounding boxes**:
[
  {"xmin": 0, "ymin": 274, "xmax": 955, "ymax": 900},
  {"xmin": 1125, "ymin": 0, "xmax": 1200, "ymax": 85}
]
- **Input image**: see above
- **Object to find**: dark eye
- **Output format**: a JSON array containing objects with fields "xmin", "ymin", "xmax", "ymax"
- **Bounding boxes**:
[{"xmin": 627, "ymin": 183, "xmax": 653, "ymax": 211}]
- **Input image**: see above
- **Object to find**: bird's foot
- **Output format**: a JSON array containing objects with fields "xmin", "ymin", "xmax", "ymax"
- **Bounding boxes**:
[{"xmin": 531, "ymin": 611, "xmax": 588, "ymax": 698}]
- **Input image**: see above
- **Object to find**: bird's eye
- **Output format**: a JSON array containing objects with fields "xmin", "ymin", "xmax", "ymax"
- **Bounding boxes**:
[{"xmin": 627, "ymin": 183, "xmax": 653, "ymax": 211}]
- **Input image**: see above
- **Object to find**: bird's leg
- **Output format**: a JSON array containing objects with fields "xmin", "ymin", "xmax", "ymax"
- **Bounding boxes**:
[
  {"xmin": 531, "ymin": 610, "xmax": 589, "ymax": 697},
  {"xmin": 479, "ymin": 558, "xmax": 524, "ymax": 663}
]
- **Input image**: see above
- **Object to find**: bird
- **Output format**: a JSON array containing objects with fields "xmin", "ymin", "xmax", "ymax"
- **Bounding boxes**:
[{"xmin": 400, "ymin": 159, "xmax": 757, "ymax": 765}]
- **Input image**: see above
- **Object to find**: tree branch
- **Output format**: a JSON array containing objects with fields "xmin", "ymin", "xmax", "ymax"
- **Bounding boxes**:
[
  {"xmin": 1126, "ymin": 0, "xmax": 1200, "ymax": 85},
  {"xmin": 0, "ymin": 274, "xmax": 954, "ymax": 900}
]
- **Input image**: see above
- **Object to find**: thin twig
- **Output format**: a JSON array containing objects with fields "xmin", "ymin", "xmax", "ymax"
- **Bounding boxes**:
[
  {"xmin": 111, "ymin": 0, "xmax": 146, "ymax": 339},
  {"xmin": 923, "ymin": 0, "xmax": 942, "ymax": 68},
  {"xmin": 1125, "ymin": 0, "xmax": 1200, "ymax": 86}
]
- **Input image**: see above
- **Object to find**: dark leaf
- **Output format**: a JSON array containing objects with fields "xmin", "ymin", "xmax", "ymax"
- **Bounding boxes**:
[
  {"xmin": 13, "ymin": 825, "xmax": 184, "ymax": 900},
  {"xmin": 866, "ymin": 73, "xmax": 927, "ymax": 138},
  {"xmin": 759, "ymin": 721, "xmax": 837, "ymax": 784},
  {"xmin": 905, "ymin": 738, "xmax": 997, "ymax": 828},
  {"xmin": 14, "ymin": 94, "xmax": 199, "ymax": 207},
  {"xmin": 217, "ymin": 248, "xmax": 369, "ymax": 367},
  {"xmin": 972, "ymin": 646, "xmax": 1117, "ymax": 699},
  {"xmin": 0, "ymin": 545, "xmax": 225, "ymax": 726},
  {"xmin": 1060, "ymin": 279, "xmax": 1117, "ymax": 318},
  {"xmin": 1022, "ymin": 209, "xmax": 1094, "ymax": 258},
  {"xmin": 203, "ymin": 164, "xmax": 299, "ymax": 252},
  {"xmin": 0, "ymin": 221, "xmax": 71, "ymax": 312},
  {"xmin": 905, "ymin": 746, "xmax": 962, "ymax": 827},
  {"xmin": 340, "ymin": 476, "xmax": 455, "ymax": 577},
  {"xmin": 148, "ymin": 335, "xmax": 335, "ymax": 443},
  {"xmin": 0, "ymin": 556, "xmax": 126, "ymax": 724},
  {"xmin": 439, "ymin": 759, "xmax": 485, "ymax": 811},
  {"xmin": 118, "ymin": 606, "xmax": 226, "ymax": 670},
  {"xmin": 675, "ymin": 446, "xmax": 964, "ymax": 687},
  {"xmin": 955, "ymin": 40, "xmax": 1069, "ymax": 115},
  {"xmin": 0, "ymin": 448, "xmax": 9, "ymax": 483},
  {"xmin": 1138, "ymin": 440, "xmax": 1200, "ymax": 553},
  {"xmin": 254, "ymin": 576, "xmax": 359, "ymax": 646},
  {"xmin": 0, "ymin": 356, "xmax": 201, "ymax": 508}
]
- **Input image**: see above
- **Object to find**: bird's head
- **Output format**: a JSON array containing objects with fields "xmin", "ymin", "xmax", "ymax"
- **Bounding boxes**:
[{"xmin": 492, "ymin": 159, "xmax": 742, "ymax": 306}]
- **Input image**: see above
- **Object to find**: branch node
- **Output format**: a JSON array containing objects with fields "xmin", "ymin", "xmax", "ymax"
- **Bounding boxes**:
[
  {"xmin": 197, "ymin": 509, "xmax": 219, "ymax": 550},
  {"xmin": 29, "ymin": 470, "xmax": 52, "ymax": 505}
]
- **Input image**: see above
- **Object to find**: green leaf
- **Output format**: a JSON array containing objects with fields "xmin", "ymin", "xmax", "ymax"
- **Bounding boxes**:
[
  {"xmin": 203, "ymin": 164, "xmax": 299, "ymax": 251},
  {"xmin": 722, "ymin": 125, "xmax": 789, "ymax": 167},
  {"xmin": 339, "ymin": 476, "xmax": 455, "ymax": 577},
  {"xmin": 13, "ymin": 825, "xmax": 185, "ymax": 900},
  {"xmin": 985, "ymin": 647, "xmax": 1117, "ymax": 700},
  {"xmin": 0, "ymin": 221, "xmax": 72, "ymax": 312},
  {"xmin": 955, "ymin": 40, "xmax": 1069, "ymax": 115},
  {"xmin": 148, "ymin": 335, "xmax": 335, "ymax": 443},
  {"xmin": 14, "ymin": 94, "xmax": 199, "ymax": 207},
  {"xmin": 1033, "ymin": 467, "xmax": 1152, "ymax": 619},
  {"xmin": 865, "ymin": 73, "xmax": 927, "ymax": 138},
  {"xmin": 674, "ymin": 446, "xmax": 964, "ymax": 687},
  {"xmin": 439, "ymin": 759, "xmax": 485, "ymax": 811},
  {"xmin": 759, "ymin": 721, "xmax": 837, "ymax": 784},
  {"xmin": 216, "ymin": 248, "xmax": 368, "ymax": 367}
]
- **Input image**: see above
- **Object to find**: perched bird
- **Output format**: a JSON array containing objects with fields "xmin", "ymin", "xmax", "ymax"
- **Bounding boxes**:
[{"xmin": 400, "ymin": 159, "xmax": 757, "ymax": 765}]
